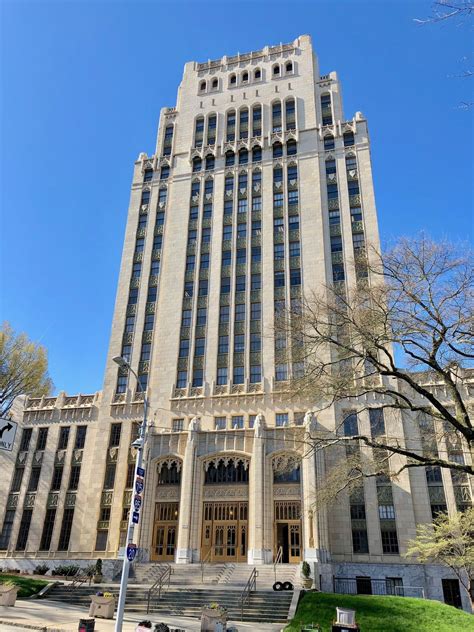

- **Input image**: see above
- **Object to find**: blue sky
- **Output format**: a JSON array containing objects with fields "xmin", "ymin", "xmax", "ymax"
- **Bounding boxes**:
[{"xmin": 1, "ymin": 0, "xmax": 472, "ymax": 395}]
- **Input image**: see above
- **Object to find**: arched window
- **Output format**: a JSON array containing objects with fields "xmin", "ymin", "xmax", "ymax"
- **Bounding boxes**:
[
  {"xmin": 254, "ymin": 68, "xmax": 261, "ymax": 80},
  {"xmin": 191, "ymin": 179, "xmax": 200, "ymax": 197},
  {"xmin": 207, "ymin": 114, "xmax": 217, "ymax": 145},
  {"xmin": 225, "ymin": 150, "xmax": 235, "ymax": 167},
  {"xmin": 252, "ymin": 105, "xmax": 262, "ymax": 136},
  {"xmin": 194, "ymin": 116, "xmax": 205, "ymax": 147},
  {"xmin": 252, "ymin": 146, "xmax": 262, "ymax": 163},
  {"xmin": 192, "ymin": 157, "xmax": 202, "ymax": 172},
  {"xmin": 285, "ymin": 61, "xmax": 293, "ymax": 74},
  {"xmin": 205, "ymin": 154, "xmax": 215, "ymax": 171},
  {"xmin": 273, "ymin": 142, "xmax": 283, "ymax": 159},
  {"xmin": 242, "ymin": 71, "xmax": 249, "ymax": 83},
  {"xmin": 343, "ymin": 131, "xmax": 355, "ymax": 147},
  {"xmin": 211, "ymin": 78, "xmax": 218, "ymax": 89},
  {"xmin": 286, "ymin": 139, "xmax": 297, "ymax": 156},
  {"xmin": 239, "ymin": 107, "xmax": 249, "ymax": 139},
  {"xmin": 204, "ymin": 458, "xmax": 249, "ymax": 484},
  {"xmin": 163, "ymin": 124, "xmax": 174, "ymax": 156},
  {"xmin": 226, "ymin": 109, "xmax": 236, "ymax": 141},
  {"xmin": 272, "ymin": 64, "xmax": 280, "ymax": 77},
  {"xmin": 199, "ymin": 80, "xmax": 206, "ymax": 93},
  {"xmin": 160, "ymin": 165, "xmax": 169, "ymax": 180},
  {"xmin": 238, "ymin": 148, "xmax": 248, "ymax": 165},
  {"xmin": 272, "ymin": 101, "xmax": 282, "ymax": 132},
  {"xmin": 325, "ymin": 158, "xmax": 336, "ymax": 175},
  {"xmin": 158, "ymin": 461, "xmax": 182, "ymax": 485},
  {"xmin": 285, "ymin": 98, "xmax": 296, "ymax": 130},
  {"xmin": 273, "ymin": 464, "xmax": 300, "ymax": 483},
  {"xmin": 229, "ymin": 73, "xmax": 237, "ymax": 86},
  {"xmin": 324, "ymin": 135, "xmax": 335, "ymax": 150}
]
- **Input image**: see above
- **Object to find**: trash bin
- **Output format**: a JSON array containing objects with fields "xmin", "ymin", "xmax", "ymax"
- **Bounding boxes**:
[{"xmin": 78, "ymin": 619, "xmax": 95, "ymax": 632}]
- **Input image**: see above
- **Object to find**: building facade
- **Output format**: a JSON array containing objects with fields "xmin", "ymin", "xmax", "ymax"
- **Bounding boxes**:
[{"xmin": 0, "ymin": 35, "xmax": 472, "ymax": 610}]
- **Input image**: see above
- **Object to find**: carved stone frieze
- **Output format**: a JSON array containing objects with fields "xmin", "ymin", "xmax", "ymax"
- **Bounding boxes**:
[{"xmin": 203, "ymin": 485, "xmax": 249, "ymax": 499}]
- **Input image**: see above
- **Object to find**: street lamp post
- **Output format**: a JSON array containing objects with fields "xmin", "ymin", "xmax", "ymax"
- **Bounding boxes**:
[{"xmin": 112, "ymin": 356, "xmax": 148, "ymax": 632}]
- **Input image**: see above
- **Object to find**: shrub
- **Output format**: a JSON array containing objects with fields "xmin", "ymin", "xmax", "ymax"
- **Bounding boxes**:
[
  {"xmin": 301, "ymin": 561, "xmax": 311, "ymax": 578},
  {"xmin": 52, "ymin": 564, "xmax": 80, "ymax": 577},
  {"xmin": 85, "ymin": 564, "xmax": 96, "ymax": 578},
  {"xmin": 95, "ymin": 558, "xmax": 103, "ymax": 575},
  {"xmin": 33, "ymin": 564, "xmax": 50, "ymax": 576}
]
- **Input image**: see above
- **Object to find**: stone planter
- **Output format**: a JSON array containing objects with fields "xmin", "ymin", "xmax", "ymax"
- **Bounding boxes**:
[
  {"xmin": 201, "ymin": 606, "xmax": 227, "ymax": 631},
  {"xmin": 0, "ymin": 585, "xmax": 19, "ymax": 606},
  {"xmin": 92, "ymin": 574, "xmax": 103, "ymax": 584},
  {"xmin": 301, "ymin": 577, "xmax": 313, "ymax": 589},
  {"xmin": 88, "ymin": 595, "xmax": 115, "ymax": 619}
]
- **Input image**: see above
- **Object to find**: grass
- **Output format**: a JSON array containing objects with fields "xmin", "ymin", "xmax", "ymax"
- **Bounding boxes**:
[
  {"xmin": 0, "ymin": 574, "xmax": 49, "ymax": 599},
  {"xmin": 284, "ymin": 591, "xmax": 474, "ymax": 632}
]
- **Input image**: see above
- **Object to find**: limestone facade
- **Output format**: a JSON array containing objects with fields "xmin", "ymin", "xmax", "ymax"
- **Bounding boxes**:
[{"xmin": 0, "ymin": 35, "xmax": 472, "ymax": 611}]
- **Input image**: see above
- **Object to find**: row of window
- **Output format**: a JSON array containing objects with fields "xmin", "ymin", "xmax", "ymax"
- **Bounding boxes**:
[
  {"xmin": 323, "ymin": 131, "xmax": 354, "ymax": 150},
  {"xmin": 198, "ymin": 61, "xmax": 295, "ymax": 94},
  {"xmin": 17, "ymin": 425, "xmax": 87, "ymax": 455}
]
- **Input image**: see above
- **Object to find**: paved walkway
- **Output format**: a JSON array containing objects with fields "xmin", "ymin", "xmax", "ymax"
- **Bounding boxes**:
[{"xmin": 0, "ymin": 599, "xmax": 284, "ymax": 631}]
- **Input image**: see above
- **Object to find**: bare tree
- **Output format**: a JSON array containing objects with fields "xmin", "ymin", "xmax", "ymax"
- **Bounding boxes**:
[
  {"xmin": 0, "ymin": 322, "xmax": 53, "ymax": 417},
  {"xmin": 277, "ymin": 236, "xmax": 474, "ymax": 480}
]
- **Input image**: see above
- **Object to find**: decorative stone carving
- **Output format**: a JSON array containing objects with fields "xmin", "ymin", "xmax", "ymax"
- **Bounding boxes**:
[
  {"xmin": 203, "ymin": 485, "xmax": 249, "ymax": 499},
  {"xmin": 272, "ymin": 453, "xmax": 301, "ymax": 474},
  {"xmin": 188, "ymin": 416, "xmax": 201, "ymax": 439},
  {"xmin": 24, "ymin": 493, "xmax": 36, "ymax": 508},
  {"xmin": 157, "ymin": 457, "xmax": 182, "ymax": 473},
  {"xmin": 254, "ymin": 413, "xmax": 265, "ymax": 438},
  {"xmin": 273, "ymin": 484, "xmax": 301, "ymax": 497},
  {"xmin": 304, "ymin": 411, "xmax": 316, "ymax": 434},
  {"xmin": 203, "ymin": 455, "xmax": 250, "ymax": 471}
]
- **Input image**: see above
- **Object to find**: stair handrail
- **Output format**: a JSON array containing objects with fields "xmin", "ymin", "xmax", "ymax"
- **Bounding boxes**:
[
  {"xmin": 239, "ymin": 566, "xmax": 258, "ymax": 621},
  {"xmin": 200, "ymin": 547, "xmax": 213, "ymax": 583},
  {"xmin": 146, "ymin": 563, "xmax": 172, "ymax": 614},
  {"xmin": 273, "ymin": 545, "xmax": 283, "ymax": 584},
  {"xmin": 70, "ymin": 574, "xmax": 92, "ymax": 590}
]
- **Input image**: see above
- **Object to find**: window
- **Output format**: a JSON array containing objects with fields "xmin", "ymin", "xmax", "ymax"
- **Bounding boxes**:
[
  {"xmin": 95, "ymin": 531, "xmax": 108, "ymax": 552},
  {"xmin": 274, "ymin": 218, "xmax": 284, "ymax": 233},
  {"xmin": 273, "ymin": 64, "xmax": 280, "ymax": 76},
  {"xmin": 192, "ymin": 369, "xmax": 203, "ymax": 387},
  {"xmin": 144, "ymin": 313, "xmax": 155, "ymax": 331},
  {"xmin": 251, "ymin": 274, "xmax": 261, "ymax": 290},
  {"xmin": 289, "ymin": 241, "xmax": 300, "ymax": 257},
  {"xmin": 235, "ymin": 303, "xmax": 246, "ymax": 322},
  {"xmin": 237, "ymin": 223, "xmax": 246, "ymax": 239},
  {"xmin": 75, "ymin": 426, "xmax": 87, "ymax": 449},
  {"xmin": 211, "ymin": 78, "xmax": 218, "ymax": 89},
  {"xmin": 381, "ymin": 530, "xmax": 399, "ymax": 554},
  {"xmin": 204, "ymin": 178, "xmax": 214, "ymax": 195},
  {"xmin": 132, "ymin": 262, "xmax": 142, "ymax": 278},
  {"xmin": 285, "ymin": 61, "xmax": 293, "ymax": 74},
  {"xmin": 287, "ymin": 140, "xmax": 297, "ymax": 155},
  {"xmin": 103, "ymin": 463, "xmax": 116, "ymax": 489},
  {"xmin": 242, "ymin": 71, "xmax": 248, "ymax": 83},
  {"xmin": 251, "ymin": 220, "xmax": 261, "ymax": 236},
  {"xmin": 201, "ymin": 227, "xmax": 211, "ymax": 243},
  {"xmin": 68, "ymin": 465, "xmax": 81, "ymax": 490},
  {"xmin": 276, "ymin": 413, "xmax": 289, "ymax": 427},
  {"xmin": 58, "ymin": 427, "xmax": 70, "ymax": 450},
  {"xmin": 251, "ymin": 246, "xmax": 261, "ymax": 262},
  {"xmin": 327, "ymin": 183, "xmax": 338, "ymax": 200},
  {"xmin": 234, "ymin": 334, "xmax": 245, "ymax": 353},
  {"xmin": 369, "ymin": 408, "xmax": 385, "ymax": 437},
  {"xmin": 181, "ymin": 310, "xmax": 192, "ymax": 327},
  {"xmin": 236, "ymin": 248, "xmax": 246, "ymax": 264},
  {"xmin": 179, "ymin": 339, "xmax": 190, "ymax": 357},
  {"xmin": 28, "ymin": 467, "xmax": 41, "ymax": 491},
  {"xmin": 273, "ymin": 142, "xmax": 283, "ymax": 158},
  {"xmin": 273, "ymin": 192, "xmax": 284, "ymax": 207},
  {"xmin": 226, "ymin": 110, "xmax": 236, "ymax": 140},
  {"xmin": 288, "ymin": 190, "xmax": 298, "ymax": 206},
  {"xmin": 192, "ymin": 157, "xmax": 202, "ymax": 172},
  {"xmin": 135, "ymin": 238, "xmax": 144, "ymax": 255},
  {"xmin": 215, "ymin": 417, "xmax": 227, "ymax": 430},
  {"xmin": 51, "ymin": 465, "xmax": 63, "ymax": 491},
  {"xmin": 221, "ymin": 277, "xmax": 231, "ymax": 294},
  {"xmin": 116, "ymin": 375, "xmax": 127, "ymax": 394},
  {"xmin": 191, "ymin": 180, "xmax": 200, "ymax": 197},
  {"xmin": 39, "ymin": 508, "xmax": 56, "ymax": 550},
  {"xmin": 426, "ymin": 466, "xmax": 443, "ymax": 483},
  {"xmin": 184, "ymin": 282, "xmax": 194, "ymax": 297},
  {"xmin": 238, "ymin": 172, "xmax": 248, "ymax": 189},
  {"xmin": 290, "ymin": 269, "xmax": 301, "ymax": 286},
  {"xmin": 177, "ymin": 371, "xmax": 187, "ymax": 388},
  {"xmin": 252, "ymin": 196, "xmax": 262, "ymax": 212},
  {"xmin": 251, "ymin": 302, "xmax": 261, "ymax": 320},
  {"xmin": 348, "ymin": 181, "xmax": 360, "ymax": 196},
  {"xmin": 57, "ymin": 508, "xmax": 74, "ymax": 551},
  {"xmin": 351, "ymin": 207, "xmax": 363, "ymax": 223},
  {"xmin": 352, "ymin": 529, "xmax": 369, "ymax": 554},
  {"xmin": 326, "ymin": 159, "xmax": 336, "ymax": 175},
  {"xmin": 275, "ymin": 364, "xmax": 288, "ymax": 381},
  {"xmin": 0, "ymin": 510, "xmax": 15, "ymax": 550},
  {"xmin": 344, "ymin": 132, "xmax": 355, "ymax": 146},
  {"xmin": 36, "ymin": 428, "xmax": 48, "ymax": 451},
  {"xmin": 225, "ymin": 151, "xmax": 235, "ymax": 166},
  {"xmin": 324, "ymin": 135, "xmax": 335, "ymax": 150},
  {"xmin": 224, "ymin": 200, "xmax": 233, "ymax": 216},
  {"xmin": 143, "ymin": 168, "xmax": 153, "ymax": 182},
  {"xmin": 238, "ymin": 199, "xmax": 248, "ymax": 213},
  {"xmin": 236, "ymin": 275, "xmax": 246, "ymax": 292},
  {"xmin": 197, "ymin": 307, "xmax": 207, "ymax": 326},
  {"xmin": 160, "ymin": 165, "xmax": 170, "ymax": 180},
  {"xmin": 274, "ymin": 271, "xmax": 285, "ymax": 287},
  {"xmin": 252, "ymin": 104, "xmax": 262, "ymax": 132},
  {"xmin": 329, "ymin": 210, "xmax": 340, "ymax": 225},
  {"xmin": 141, "ymin": 191, "xmax": 150, "ymax": 206},
  {"xmin": 250, "ymin": 333, "xmax": 261, "ymax": 351},
  {"xmin": 16, "ymin": 509, "xmax": 33, "ymax": 551},
  {"xmin": 19, "ymin": 428, "xmax": 33, "ymax": 451},
  {"xmin": 248, "ymin": 365, "xmax": 260, "ymax": 383},
  {"xmin": 200, "ymin": 252, "xmax": 210, "ymax": 269},
  {"xmin": 217, "ymin": 367, "xmax": 228, "ymax": 385},
  {"xmin": 186, "ymin": 255, "xmax": 195, "ymax": 271},
  {"xmin": 199, "ymin": 80, "xmax": 206, "ymax": 92},
  {"xmin": 273, "ymin": 167, "xmax": 283, "ymax": 186},
  {"xmin": 379, "ymin": 505, "xmax": 395, "ymax": 520},
  {"xmin": 233, "ymin": 366, "xmax": 244, "ymax": 384},
  {"xmin": 194, "ymin": 338, "xmax": 205, "ymax": 357},
  {"xmin": 138, "ymin": 374, "xmax": 148, "ymax": 391},
  {"xmin": 239, "ymin": 149, "xmax": 248, "ymax": 164},
  {"xmin": 188, "ymin": 229, "xmax": 197, "ymax": 245},
  {"xmin": 232, "ymin": 416, "xmax": 244, "ymax": 429},
  {"xmin": 108, "ymin": 423, "xmax": 122, "ymax": 448},
  {"xmin": 138, "ymin": 215, "xmax": 147, "ymax": 230},
  {"xmin": 219, "ymin": 305, "xmax": 230, "ymax": 323},
  {"xmin": 218, "ymin": 335, "xmax": 229, "ymax": 354},
  {"xmin": 172, "ymin": 419, "xmax": 184, "ymax": 432},
  {"xmin": 252, "ymin": 146, "xmax": 262, "ymax": 162},
  {"xmin": 147, "ymin": 286, "xmax": 157, "ymax": 302},
  {"xmin": 121, "ymin": 343, "xmax": 131, "ymax": 362},
  {"xmin": 158, "ymin": 188, "xmax": 167, "ymax": 206},
  {"xmin": 274, "ymin": 243, "xmax": 285, "ymax": 260},
  {"xmin": 223, "ymin": 225, "xmax": 232, "ymax": 242},
  {"xmin": 229, "ymin": 74, "xmax": 236, "ymax": 86},
  {"xmin": 333, "ymin": 263, "xmax": 345, "ymax": 281}
]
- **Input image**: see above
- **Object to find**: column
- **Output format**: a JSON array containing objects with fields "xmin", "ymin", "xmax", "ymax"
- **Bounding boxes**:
[
  {"xmin": 175, "ymin": 417, "xmax": 198, "ymax": 563},
  {"xmin": 248, "ymin": 414, "xmax": 270, "ymax": 563}
]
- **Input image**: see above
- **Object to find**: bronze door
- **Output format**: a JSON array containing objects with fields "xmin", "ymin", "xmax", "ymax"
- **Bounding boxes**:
[
  {"xmin": 201, "ymin": 501, "xmax": 247, "ymax": 562},
  {"xmin": 274, "ymin": 501, "xmax": 302, "ymax": 563},
  {"xmin": 151, "ymin": 502, "xmax": 179, "ymax": 561}
]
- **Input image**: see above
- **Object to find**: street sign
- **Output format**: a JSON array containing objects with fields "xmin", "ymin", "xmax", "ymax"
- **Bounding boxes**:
[
  {"xmin": 126, "ymin": 543, "xmax": 137, "ymax": 562},
  {"xmin": 136, "ymin": 466, "xmax": 145, "ymax": 477},
  {"xmin": 0, "ymin": 419, "xmax": 17, "ymax": 452},
  {"xmin": 132, "ymin": 511, "xmax": 140, "ymax": 525},
  {"xmin": 135, "ymin": 477, "xmax": 144, "ymax": 494},
  {"xmin": 133, "ymin": 495, "xmax": 142, "ymax": 511}
]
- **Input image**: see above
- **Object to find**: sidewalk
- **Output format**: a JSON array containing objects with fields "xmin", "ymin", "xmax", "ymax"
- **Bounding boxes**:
[{"xmin": 0, "ymin": 599, "xmax": 284, "ymax": 631}]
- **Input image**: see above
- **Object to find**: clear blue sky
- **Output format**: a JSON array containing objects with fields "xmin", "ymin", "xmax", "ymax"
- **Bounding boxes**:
[{"xmin": 1, "ymin": 0, "xmax": 472, "ymax": 395}]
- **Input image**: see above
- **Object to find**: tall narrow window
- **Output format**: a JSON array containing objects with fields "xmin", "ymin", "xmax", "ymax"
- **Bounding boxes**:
[
  {"xmin": 226, "ymin": 110, "xmax": 236, "ymax": 141},
  {"xmin": 239, "ymin": 108, "xmax": 249, "ymax": 139},
  {"xmin": 57, "ymin": 508, "xmax": 75, "ymax": 551},
  {"xmin": 285, "ymin": 98, "xmax": 296, "ymax": 130},
  {"xmin": 272, "ymin": 101, "xmax": 282, "ymax": 132}
]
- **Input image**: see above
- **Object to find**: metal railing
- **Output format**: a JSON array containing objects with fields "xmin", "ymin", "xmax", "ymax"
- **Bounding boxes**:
[
  {"xmin": 334, "ymin": 577, "xmax": 425, "ymax": 599},
  {"xmin": 146, "ymin": 564, "xmax": 172, "ymax": 613},
  {"xmin": 273, "ymin": 545, "xmax": 283, "ymax": 584},
  {"xmin": 239, "ymin": 567, "xmax": 258, "ymax": 620},
  {"xmin": 200, "ymin": 547, "xmax": 213, "ymax": 583},
  {"xmin": 70, "ymin": 574, "xmax": 92, "ymax": 590}
]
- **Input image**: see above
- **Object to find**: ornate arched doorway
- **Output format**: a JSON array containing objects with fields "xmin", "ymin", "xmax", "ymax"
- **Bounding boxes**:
[
  {"xmin": 200, "ymin": 455, "xmax": 250, "ymax": 562},
  {"xmin": 152, "ymin": 457, "xmax": 182, "ymax": 561},
  {"xmin": 272, "ymin": 453, "xmax": 302, "ymax": 563}
]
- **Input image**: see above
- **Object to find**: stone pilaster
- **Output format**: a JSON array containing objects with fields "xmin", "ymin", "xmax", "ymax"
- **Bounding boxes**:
[{"xmin": 175, "ymin": 419, "xmax": 198, "ymax": 563}]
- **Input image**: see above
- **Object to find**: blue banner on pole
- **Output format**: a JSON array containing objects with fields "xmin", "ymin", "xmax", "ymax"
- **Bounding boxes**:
[
  {"xmin": 133, "ymin": 495, "xmax": 142, "ymax": 511},
  {"xmin": 132, "ymin": 511, "xmax": 140, "ymax": 525},
  {"xmin": 135, "ymin": 478, "xmax": 144, "ymax": 494},
  {"xmin": 126, "ymin": 543, "xmax": 137, "ymax": 562},
  {"xmin": 136, "ymin": 467, "xmax": 145, "ymax": 477}
]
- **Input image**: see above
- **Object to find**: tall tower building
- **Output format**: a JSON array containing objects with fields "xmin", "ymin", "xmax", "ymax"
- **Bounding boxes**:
[{"xmin": 1, "ymin": 35, "xmax": 472, "ymax": 609}]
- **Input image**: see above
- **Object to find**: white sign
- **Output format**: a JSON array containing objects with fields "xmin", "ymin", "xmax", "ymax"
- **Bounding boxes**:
[{"xmin": 0, "ymin": 419, "xmax": 18, "ymax": 452}]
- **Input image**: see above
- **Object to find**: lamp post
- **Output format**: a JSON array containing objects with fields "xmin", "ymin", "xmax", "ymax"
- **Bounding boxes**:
[{"xmin": 112, "ymin": 355, "xmax": 148, "ymax": 632}]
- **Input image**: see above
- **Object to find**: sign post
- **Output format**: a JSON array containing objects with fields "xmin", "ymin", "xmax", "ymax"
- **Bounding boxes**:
[{"xmin": 0, "ymin": 419, "xmax": 18, "ymax": 452}]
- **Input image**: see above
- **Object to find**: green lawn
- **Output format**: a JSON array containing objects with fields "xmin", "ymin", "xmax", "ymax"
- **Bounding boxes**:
[
  {"xmin": 284, "ymin": 591, "xmax": 474, "ymax": 632},
  {"xmin": 0, "ymin": 574, "xmax": 49, "ymax": 598}
]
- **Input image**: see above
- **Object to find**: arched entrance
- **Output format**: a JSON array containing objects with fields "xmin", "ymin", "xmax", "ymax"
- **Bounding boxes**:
[
  {"xmin": 272, "ymin": 454, "xmax": 302, "ymax": 563},
  {"xmin": 200, "ymin": 456, "xmax": 249, "ymax": 562},
  {"xmin": 152, "ymin": 458, "xmax": 181, "ymax": 562}
]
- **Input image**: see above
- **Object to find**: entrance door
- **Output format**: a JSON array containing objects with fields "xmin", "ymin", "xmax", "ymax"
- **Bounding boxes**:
[
  {"xmin": 151, "ymin": 502, "xmax": 179, "ymax": 561},
  {"xmin": 356, "ymin": 576, "xmax": 372, "ymax": 595},
  {"xmin": 274, "ymin": 501, "xmax": 302, "ymax": 563},
  {"xmin": 201, "ymin": 502, "xmax": 247, "ymax": 562},
  {"xmin": 442, "ymin": 579, "xmax": 462, "ymax": 608}
]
